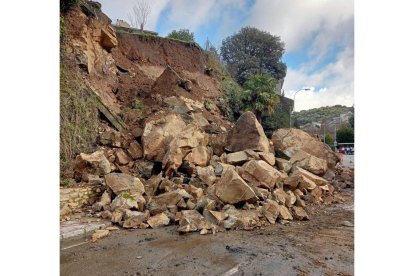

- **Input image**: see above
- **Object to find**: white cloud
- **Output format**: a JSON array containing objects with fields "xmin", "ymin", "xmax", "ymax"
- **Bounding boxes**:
[
  {"xmin": 248, "ymin": 0, "xmax": 354, "ymax": 53},
  {"xmin": 161, "ymin": 0, "xmax": 215, "ymax": 32},
  {"xmin": 249, "ymin": 0, "xmax": 354, "ymax": 111},
  {"xmin": 284, "ymin": 46, "xmax": 354, "ymax": 111}
]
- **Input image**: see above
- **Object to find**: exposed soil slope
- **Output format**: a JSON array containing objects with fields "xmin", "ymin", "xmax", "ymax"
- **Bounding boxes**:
[{"xmin": 63, "ymin": 4, "xmax": 227, "ymax": 133}]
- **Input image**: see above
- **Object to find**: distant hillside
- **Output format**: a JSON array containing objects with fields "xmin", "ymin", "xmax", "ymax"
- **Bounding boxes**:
[{"xmin": 292, "ymin": 105, "xmax": 354, "ymax": 126}]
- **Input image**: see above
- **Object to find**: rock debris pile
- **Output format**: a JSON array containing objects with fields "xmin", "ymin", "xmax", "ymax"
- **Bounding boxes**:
[{"xmin": 72, "ymin": 111, "xmax": 348, "ymax": 234}]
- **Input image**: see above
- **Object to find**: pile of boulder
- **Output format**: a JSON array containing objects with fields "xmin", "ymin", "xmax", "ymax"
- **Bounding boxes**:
[{"xmin": 71, "ymin": 111, "xmax": 346, "ymax": 234}]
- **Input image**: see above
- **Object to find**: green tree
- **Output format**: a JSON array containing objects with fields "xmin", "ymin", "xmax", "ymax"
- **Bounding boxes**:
[
  {"xmin": 336, "ymin": 127, "xmax": 354, "ymax": 143},
  {"xmin": 220, "ymin": 26, "xmax": 287, "ymax": 85},
  {"xmin": 167, "ymin": 29, "xmax": 195, "ymax": 42},
  {"xmin": 349, "ymin": 114, "xmax": 354, "ymax": 128},
  {"xmin": 324, "ymin": 134, "xmax": 334, "ymax": 145},
  {"xmin": 240, "ymin": 73, "xmax": 280, "ymax": 123},
  {"xmin": 220, "ymin": 77, "xmax": 243, "ymax": 121},
  {"xmin": 262, "ymin": 103, "xmax": 290, "ymax": 136},
  {"xmin": 293, "ymin": 119, "xmax": 300, "ymax": 129}
]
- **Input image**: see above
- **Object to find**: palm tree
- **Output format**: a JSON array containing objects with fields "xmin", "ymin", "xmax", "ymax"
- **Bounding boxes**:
[{"xmin": 241, "ymin": 73, "xmax": 280, "ymax": 123}]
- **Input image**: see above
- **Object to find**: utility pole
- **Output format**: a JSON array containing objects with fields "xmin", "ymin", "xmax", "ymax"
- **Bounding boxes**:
[{"xmin": 290, "ymin": 88, "xmax": 310, "ymax": 128}]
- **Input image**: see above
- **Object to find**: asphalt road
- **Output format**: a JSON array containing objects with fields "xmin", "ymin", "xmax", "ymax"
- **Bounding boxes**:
[{"xmin": 61, "ymin": 191, "xmax": 354, "ymax": 276}]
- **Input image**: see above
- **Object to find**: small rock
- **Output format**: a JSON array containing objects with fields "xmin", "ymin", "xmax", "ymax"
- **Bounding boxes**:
[
  {"xmin": 115, "ymin": 149, "xmax": 132, "ymax": 165},
  {"xmin": 91, "ymin": 229, "xmax": 110, "ymax": 242},
  {"xmin": 133, "ymin": 160, "xmax": 154, "ymax": 179},
  {"xmin": 127, "ymin": 140, "xmax": 143, "ymax": 160},
  {"xmin": 262, "ymin": 200, "xmax": 280, "ymax": 224},
  {"xmin": 292, "ymin": 206, "xmax": 309, "ymax": 220},
  {"xmin": 110, "ymin": 192, "xmax": 138, "ymax": 211},
  {"xmin": 258, "ymin": 152, "xmax": 276, "ymax": 166},
  {"xmin": 226, "ymin": 151, "xmax": 250, "ymax": 165},
  {"xmin": 341, "ymin": 220, "xmax": 353, "ymax": 227},
  {"xmin": 100, "ymin": 191, "xmax": 112, "ymax": 206},
  {"xmin": 275, "ymin": 158, "xmax": 292, "ymax": 173},
  {"xmin": 200, "ymin": 229, "xmax": 209, "ymax": 235},
  {"xmin": 100, "ymin": 210, "xmax": 112, "ymax": 220},
  {"xmin": 203, "ymin": 210, "xmax": 228, "ymax": 225},
  {"xmin": 60, "ymin": 205, "xmax": 72, "ymax": 217},
  {"xmin": 177, "ymin": 210, "xmax": 214, "ymax": 233},
  {"xmin": 123, "ymin": 211, "xmax": 150, "ymax": 228},
  {"xmin": 196, "ymin": 166, "xmax": 216, "ymax": 186},
  {"xmin": 111, "ymin": 209, "xmax": 124, "ymax": 224},
  {"xmin": 106, "ymin": 226, "xmax": 119, "ymax": 231},
  {"xmin": 147, "ymin": 213, "xmax": 170, "ymax": 228},
  {"xmin": 278, "ymin": 205, "xmax": 293, "ymax": 220}
]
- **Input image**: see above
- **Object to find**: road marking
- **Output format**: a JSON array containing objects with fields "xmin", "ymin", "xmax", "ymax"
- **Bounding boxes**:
[
  {"xmin": 223, "ymin": 264, "xmax": 240, "ymax": 276},
  {"xmin": 61, "ymin": 241, "xmax": 90, "ymax": 250}
]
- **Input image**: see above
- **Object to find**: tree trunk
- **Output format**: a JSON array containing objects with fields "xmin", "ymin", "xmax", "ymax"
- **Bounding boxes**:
[{"xmin": 140, "ymin": 23, "xmax": 144, "ymax": 31}]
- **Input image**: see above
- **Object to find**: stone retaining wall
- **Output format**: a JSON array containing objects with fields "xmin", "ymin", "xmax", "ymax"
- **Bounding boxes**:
[{"xmin": 60, "ymin": 185, "xmax": 104, "ymax": 211}]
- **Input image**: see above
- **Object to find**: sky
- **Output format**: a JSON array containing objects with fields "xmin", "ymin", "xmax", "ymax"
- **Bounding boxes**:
[{"xmin": 99, "ymin": 0, "xmax": 354, "ymax": 111}]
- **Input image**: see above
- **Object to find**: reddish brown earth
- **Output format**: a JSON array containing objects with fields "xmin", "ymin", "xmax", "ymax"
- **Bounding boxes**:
[
  {"xmin": 61, "ymin": 190, "xmax": 354, "ymax": 276},
  {"xmin": 64, "ymin": 5, "xmax": 227, "ymax": 132}
]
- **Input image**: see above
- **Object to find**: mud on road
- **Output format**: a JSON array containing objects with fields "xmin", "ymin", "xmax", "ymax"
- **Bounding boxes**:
[{"xmin": 61, "ymin": 191, "xmax": 354, "ymax": 276}]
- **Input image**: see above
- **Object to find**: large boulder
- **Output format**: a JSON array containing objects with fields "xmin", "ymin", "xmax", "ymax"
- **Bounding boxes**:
[
  {"xmin": 162, "ymin": 124, "xmax": 208, "ymax": 175},
  {"xmin": 104, "ymin": 173, "xmax": 145, "ymax": 196},
  {"xmin": 73, "ymin": 150, "xmax": 111, "ymax": 180},
  {"xmin": 214, "ymin": 168, "xmax": 258, "ymax": 205},
  {"xmin": 226, "ymin": 111, "xmax": 270, "ymax": 153},
  {"xmin": 289, "ymin": 150, "xmax": 328, "ymax": 176},
  {"xmin": 292, "ymin": 167, "xmax": 329, "ymax": 186},
  {"xmin": 241, "ymin": 160, "xmax": 287, "ymax": 190},
  {"xmin": 141, "ymin": 113, "xmax": 187, "ymax": 161},
  {"xmin": 271, "ymin": 128, "xmax": 339, "ymax": 169}
]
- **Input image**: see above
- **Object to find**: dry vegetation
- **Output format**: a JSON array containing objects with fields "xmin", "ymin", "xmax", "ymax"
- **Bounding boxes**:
[{"xmin": 60, "ymin": 60, "xmax": 100, "ymax": 184}]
